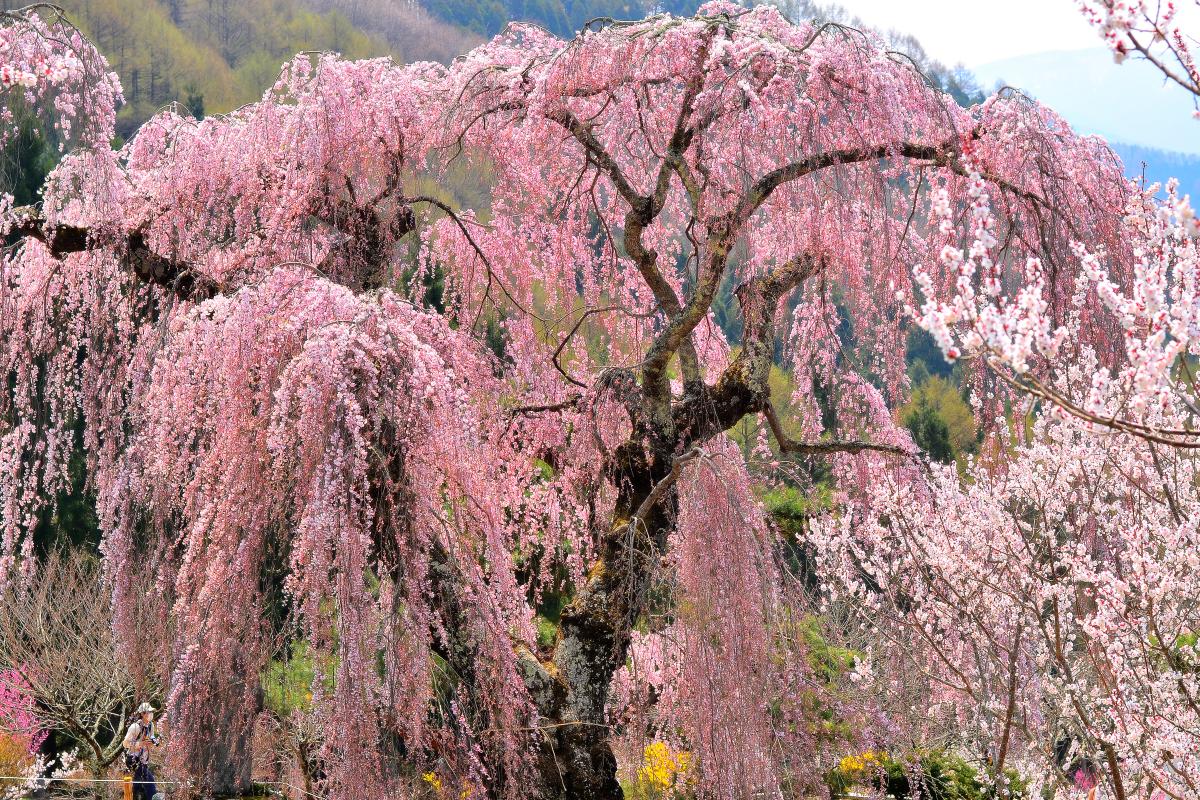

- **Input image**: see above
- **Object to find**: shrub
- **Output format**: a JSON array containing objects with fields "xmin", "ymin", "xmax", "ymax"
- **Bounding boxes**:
[
  {"xmin": 0, "ymin": 670, "xmax": 43, "ymax": 752},
  {"xmin": 0, "ymin": 730, "xmax": 36, "ymax": 798},
  {"xmin": 827, "ymin": 748, "xmax": 1028, "ymax": 800}
]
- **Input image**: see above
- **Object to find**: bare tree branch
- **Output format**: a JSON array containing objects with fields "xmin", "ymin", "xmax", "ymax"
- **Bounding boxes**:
[{"xmin": 0, "ymin": 550, "xmax": 162, "ymax": 774}]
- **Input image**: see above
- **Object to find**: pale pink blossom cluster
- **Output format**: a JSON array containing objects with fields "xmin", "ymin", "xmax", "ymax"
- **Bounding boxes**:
[
  {"xmin": 810, "ymin": 410, "xmax": 1200, "ymax": 799},
  {"xmin": 910, "ymin": 155, "xmax": 1200, "ymax": 442},
  {"xmin": 97, "ymin": 266, "xmax": 568, "ymax": 798},
  {"xmin": 0, "ymin": 51, "xmax": 78, "ymax": 89},
  {"xmin": 1078, "ymin": 1, "xmax": 1152, "ymax": 62},
  {"xmin": 0, "ymin": 749, "xmax": 82, "ymax": 800},
  {"xmin": 910, "ymin": 167, "xmax": 1068, "ymax": 374},
  {"xmin": 1078, "ymin": 2, "xmax": 1200, "ymax": 115}
]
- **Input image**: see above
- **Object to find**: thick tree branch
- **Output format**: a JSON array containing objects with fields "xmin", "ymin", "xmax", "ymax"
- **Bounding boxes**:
[
  {"xmin": 8, "ymin": 208, "xmax": 222, "ymax": 301},
  {"xmin": 731, "ymin": 141, "xmax": 957, "ymax": 226},
  {"xmin": 672, "ymin": 251, "xmax": 823, "ymax": 446},
  {"xmin": 625, "ymin": 447, "xmax": 701, "ymax": 537},
  {"xmin": 8, "ymin": 191, "xmax": 419, "ymax": 302},
  {"xmin": 646, "ymin": 142, "xmax": 954, "ymax": 415},
  {"xmin": 762, "ymin": 402, "xmax": 912, "ymax": 458},
  {"xmin": 648, "ymin": 134, "xmax": 1062, "ymax": 424},
  {"xmin": 731, "ymin": 134, "xmax": 1056, "ymax": 231},
  {"xmin": 544, "ymin": 107, "xmax": 644, "ymax": 208},
  {"xmin": 507, "ymin": 397, "xmax": 582, "ymax": 417},
  {"xmin": 544, "ymin": 103, "xmax": 706, "ymax": 392}
]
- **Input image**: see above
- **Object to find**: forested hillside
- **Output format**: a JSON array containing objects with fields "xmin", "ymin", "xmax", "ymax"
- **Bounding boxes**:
[
  {"xmin": 420, "ymin": 0, "xmax": 702, "ymax": 37},
  {"xmin": 304, "ymin": 0, "xmax": 481, "ymax": 62},
  {"xmin": 0, "ymin": 0, "xmax": 390, "ymax": 135}
]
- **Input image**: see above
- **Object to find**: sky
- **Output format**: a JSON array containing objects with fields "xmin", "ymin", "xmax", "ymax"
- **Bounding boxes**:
[
  {"xmin": 827, "ymin": 0, "xmax": 1102, "ymax": 67},
  {"xmin": 828, "ymin": 0, "xmax": 1200, "ymax": 157}
]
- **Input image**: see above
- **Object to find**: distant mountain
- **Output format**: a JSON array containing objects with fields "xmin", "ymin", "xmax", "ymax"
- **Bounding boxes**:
[
  {"xmin": 1109, "ymin": 142, "xmax": 1200, "ymax": 198},
  {"xmin": 417, "ymin": 0, "xmax": 704, "ymax": 38},
  {"xmin": 303, "ymin": 0, "xmax": 481, "ymax": 63},
  {"xmin": 973, "ymin": 47, "xmax": 1199, "ymax": 155},
  {"xmin": 973, "ymin": 47, "xmax": 1200, "ymax": 195}
]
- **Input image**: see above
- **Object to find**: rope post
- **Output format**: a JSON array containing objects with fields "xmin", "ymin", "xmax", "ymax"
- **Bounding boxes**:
[{"xmin": 123, "ymin": 773, "xmax": 133, "ymax": 800}]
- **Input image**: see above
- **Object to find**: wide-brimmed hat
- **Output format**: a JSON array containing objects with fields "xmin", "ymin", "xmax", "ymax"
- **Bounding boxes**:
[{"xmin": 136, "ymin": 702, "xmax": 156, "ymax": 714}]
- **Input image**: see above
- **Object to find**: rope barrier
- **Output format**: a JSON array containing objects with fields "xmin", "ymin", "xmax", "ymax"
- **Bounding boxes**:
[{"xmin": 0, "ymin": 774, "xmax": 315, "ymax": 797}]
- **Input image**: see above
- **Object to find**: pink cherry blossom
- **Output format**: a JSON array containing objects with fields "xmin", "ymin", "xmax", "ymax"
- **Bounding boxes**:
[
  {"xmin": 0, "ymin": 4, "xmax": 1169, "ymax": 798},
  {"xmin": 0, "ymin": 669, "xmax": 44, "ymax": 754}
]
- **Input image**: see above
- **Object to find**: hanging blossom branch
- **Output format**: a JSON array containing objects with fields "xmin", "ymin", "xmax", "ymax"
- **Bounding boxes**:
[
  {"xmin": 0, "ymin": 6, "xmax": 121, "ymax": 148},
  {"xmin": 761, "ymin": 402, "xmax": 916, "ymax": 459},
  {"xmin": 6, "ymin": 207, "xmax": 223, "ymax": 301},
  {"xmin": 1080, "ymin": 1, "xmax": 1200, "ymax": 101}
]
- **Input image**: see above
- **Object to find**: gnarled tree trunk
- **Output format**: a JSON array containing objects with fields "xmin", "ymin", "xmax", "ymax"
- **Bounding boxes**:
[{"xmin": 535, "ymin": 442, "xmax": 672, "ymax": 799}]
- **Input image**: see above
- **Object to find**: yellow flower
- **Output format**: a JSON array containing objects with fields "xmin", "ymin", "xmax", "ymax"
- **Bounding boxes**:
[
  {"xmin": 422, "ymin": 771, "xmax": 443, "ymax": 793},
  {"xmin": 636, "ymin": 741, "xmax": 693, "ymax": 795},
  {"xmin": 838, "ymin": 749, "xmax": 887, "ymax": 775},
  {"xmin": 839, "ymin": 754, "xmax": 864, "ymax": 773}
]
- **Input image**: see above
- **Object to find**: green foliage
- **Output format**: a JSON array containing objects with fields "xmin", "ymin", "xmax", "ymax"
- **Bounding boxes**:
[
  {"xmin": 535, "ymin": 615, "xmax": 559, "ymax": 649},
  {"xmin": 907, "ymin": 328, "xmax": 954, "ymax": 380},
  {"xmin": 1148, "ymin": 629, "xmax": 1200, "ymax": 672},
  {"xmin": 762, "ymin": 484, "xmax": 829, "ymax": 589},
  {"xmin": 47, "ymin": 0, "xmax": 388, "ymax": 136},
  {"xmin": 903, "ymin": 394, "xmax": 954, "ymax": 463},
  {"xmin": 32, "ymin": 429, "xmax": 102, "ymax": 555},
  {"xmin": 733, "ymin": 427, "xmax": 838, "ymax": 590},
  {"xmin": 423, "ymin": 0, "xmax": 699, "ymax": 37},
  {"xmin": 766, "ymin": 614, "xmax": 860, "ymax": 753},
  {"xmin": 262, "ymin": 641, "xmax": 334, "ymax": 716},
  {"xmin": 902, "ymin": 375, "xmax": 978, "ymax": 464},
  {"xmin": 534, "ymin": 568, "xmax": 570, "ymax": 649},
  {"xmin": 182, "ymin": 84, "xmax": 205, "ymax": 119},
  {"xmin": 793, "ymin": 615, "xmax": 856, "ymax": 684},
  {"xmin": 761, "ymin": 484, "xmax": 832, "ymax": 536},
  {"xmin": 424, "ymin": 0, "xmax": 508, "ymax": 36},
  {"xmin": 828, "ymin": 749, "xmax": 1028, "ymax": 800},
  {"xmin": 0, "ymin": 100, "xmax": 57, "ymax": 208}
]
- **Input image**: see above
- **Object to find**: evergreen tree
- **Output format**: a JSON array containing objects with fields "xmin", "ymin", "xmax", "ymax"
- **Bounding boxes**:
[
  {"xmin": 903, "ymin": 395, "xmax": 955, "ymax": 463},
  {"xmin": 0, "ymin": 103, "xmax": 53, "ymax": 208}
]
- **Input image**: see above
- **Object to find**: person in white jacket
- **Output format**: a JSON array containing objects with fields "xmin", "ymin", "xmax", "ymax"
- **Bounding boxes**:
[{"xmin": 122, "ymin": 703, "xmax": 163, "ymax": 800}]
